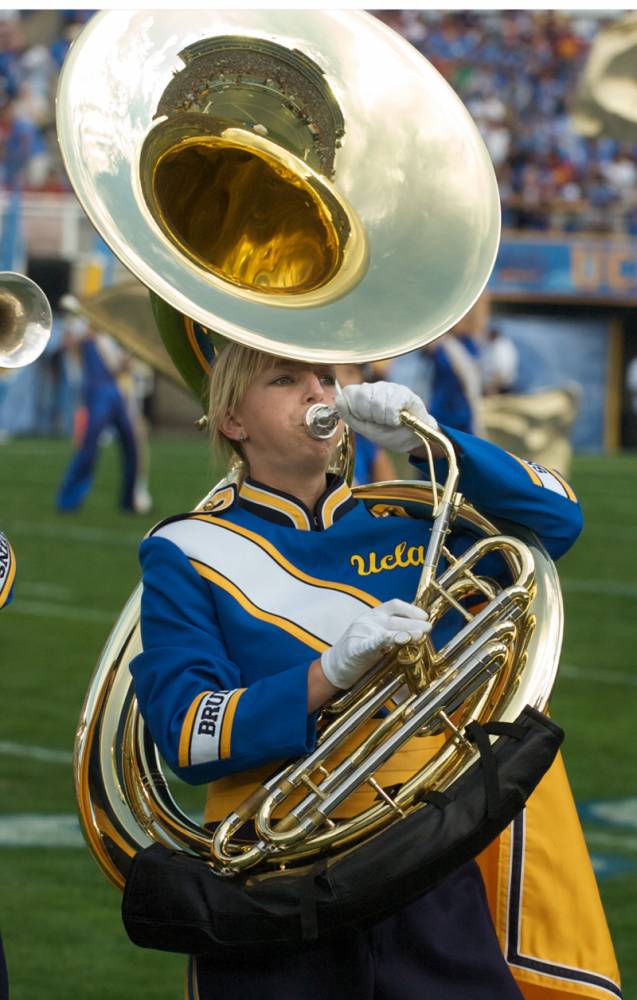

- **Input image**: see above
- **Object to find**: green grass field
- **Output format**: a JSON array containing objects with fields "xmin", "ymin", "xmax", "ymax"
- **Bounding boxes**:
[{"xmin": 1, "ymin": 436, "xmax": 635, "ymax": 999}]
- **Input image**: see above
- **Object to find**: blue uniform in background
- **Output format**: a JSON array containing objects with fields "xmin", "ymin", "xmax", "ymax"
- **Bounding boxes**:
[
  {"xmin": 56, "ymin": 336, "xmax": 138, "ymax": 512},
  {"xmin": 131, "ymin": 426, "xmax": 582, "ymax": 1000},
  {"xmin": 352, "ymin": 431, "xmax": 379, "ymax": 485},
  {"xmin": 429, "ymin": 334, "xmax": 482, "ymax": 434}
]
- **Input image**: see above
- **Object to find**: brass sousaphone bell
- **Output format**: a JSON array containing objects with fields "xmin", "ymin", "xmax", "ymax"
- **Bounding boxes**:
[
  {"xmin": 58, "ymin": 11, "xmax": 562, "ymax": 889},
  {"xmin": 0, "ymin": 271, "xmax": 52, "ymax": 368}
]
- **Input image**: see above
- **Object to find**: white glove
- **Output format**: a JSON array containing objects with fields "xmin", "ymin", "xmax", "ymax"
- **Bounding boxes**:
[
  {"xmin": 321, "ymin": 599, "xmax": 431, "ymax": 690},
  {"xmin": 335, "ymin": 381, "xmax": 437, "ymax": 453}
]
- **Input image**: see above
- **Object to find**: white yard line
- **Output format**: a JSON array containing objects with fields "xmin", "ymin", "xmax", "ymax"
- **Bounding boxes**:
[
  {"xmin": 18, "ymin": 582, "xmax": 73, "ymax": 599},
  {"xmin": 7, "ymin": 600, "xmax": 118, "ymax": 624},
  {"xmin": 585, "ymin": 830, "xmax": 637, "ymax": 853},
  {"xmin": 561, "ymin": 578, "xmax": 637, "ymax": 599},
  {"xmin": 559, "ymin": 664, "xmax": 637, "ymax": 687},
  {"xmin": 0, "ymin": 815, "xmax": 84, "ymax": 848},
  {"xmin": 0, "ymin": 814, "xmax": 633, "ymax": 854},
  {"xmin": 7, "ymin": 520, "xmax": 142, "ymax": 546},
  {"xmin": 0, "ymin": 741, "xmax": 73, "ymax": 764}
]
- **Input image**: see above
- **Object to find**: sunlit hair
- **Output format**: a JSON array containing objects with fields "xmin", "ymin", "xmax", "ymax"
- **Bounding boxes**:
[{"xmin": 208, "ymin": 342, "xmax": 281, "ymax": 462}]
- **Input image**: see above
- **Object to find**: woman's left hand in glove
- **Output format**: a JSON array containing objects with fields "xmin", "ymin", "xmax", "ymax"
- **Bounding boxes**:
[{"xmin": 335, "ymin": 381, "xmax": 438, "ymax": 453}]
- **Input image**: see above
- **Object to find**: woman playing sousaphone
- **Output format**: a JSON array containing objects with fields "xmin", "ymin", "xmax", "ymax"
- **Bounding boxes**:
[{"xmin": 130, "ymin": 343, "xmax": 585, "ymax": 999}]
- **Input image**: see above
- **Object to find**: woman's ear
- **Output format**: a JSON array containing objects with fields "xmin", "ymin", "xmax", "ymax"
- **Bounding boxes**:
[{"xmin": 220, "ymin": 411, "xmax": 245, "ymax": 443}]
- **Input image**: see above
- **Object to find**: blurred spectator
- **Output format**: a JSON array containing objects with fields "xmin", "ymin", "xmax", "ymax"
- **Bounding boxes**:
[
  {"xmin": 0, "ymin": 96, "xmax": 49, "ymax": 189},
  {"xmin": 335, "ymin": 364, "xmax": 397, "ymax": 485},
  {"xmin": 480, "ymin": 327, "xmax": 519, "ymax": 396},
  {"xmin": 0, "ymin": 10, "xmax": 94, "ymax": 194}
]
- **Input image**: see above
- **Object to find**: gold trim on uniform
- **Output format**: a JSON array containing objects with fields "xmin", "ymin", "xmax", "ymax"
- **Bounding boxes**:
[
  {"xmin": 549, "ymin": 467, "xmax": 578, "ymax": 502},
  {"xmin": 191, "ymin": 559, "xmax": 330, "ymax": 654},
  {"xmin": 0, "ymin": 534, "xmax": 16, "ymax": 607},
  {"xmin": 321, "ymin": 480, "xmax": 352, "ymax": 528},
  {"xmin": 202, "ymin": 485, "xmax": 236, "ymax": 514},
  {"xmin": 368, "ymin": 503, "xmax": 414, "ymax": 519},
  {"xmin": 179, "ymin": 691, "xmax": 209, "ymax": 767},
  {"xmin": 509, "ymin": 453, "xmax": 543, "ymax": 487},
  {"xmin": 239, "ymin": 481, "xmax": 311, "ymax": 531},
  {"xmin": 180, "ymin": 687, "xmax": 248, "ymax": 767},
  {"xmin": 192, "ymin": 515, "xmax": 379, "ymax": 606},
  {"xmin": 219, "ymin": 688, "xmax": 245, "ymax": 759}
]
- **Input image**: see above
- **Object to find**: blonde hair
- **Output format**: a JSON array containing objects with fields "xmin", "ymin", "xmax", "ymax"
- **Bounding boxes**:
[{"xmin": 208, "ymin": 342, "xmax": 279, "ymax": 462}]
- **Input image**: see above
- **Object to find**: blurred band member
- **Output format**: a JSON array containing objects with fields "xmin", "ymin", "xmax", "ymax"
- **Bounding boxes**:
[
  {"xmin": 336, "ymin": 364, "xmax": 396, "ymax": 484},
  {"xmin": 481, "ymin": 327, "xmax": 519, "ymax": 396},
  {"xmin": 55, "ymin": 296, "xmax": 139, "ymax": 513},
  {"xmin": 425, "ymin": 294, "xmax": 490, "ymax": 437}
]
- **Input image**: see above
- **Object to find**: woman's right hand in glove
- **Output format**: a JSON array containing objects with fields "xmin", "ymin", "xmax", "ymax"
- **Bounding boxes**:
[{"xmin": 320, "ymin": 599, "xmax": 431, "ymax": 691}]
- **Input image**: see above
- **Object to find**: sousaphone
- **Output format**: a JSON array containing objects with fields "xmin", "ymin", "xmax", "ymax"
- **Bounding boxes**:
[{"xmin": 58, "ymin": 11, "xmax": 562, "ymax": 896}]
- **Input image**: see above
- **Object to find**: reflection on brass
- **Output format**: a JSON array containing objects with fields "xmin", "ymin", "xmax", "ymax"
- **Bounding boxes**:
[
  {"xmin": 73, "ymin": 281, "xmax": 180, "ymax": 386},
  {"xmin": 0, "ymin": 290, "xmax": 25, "ymax": 354},
  {"xmin": 139, "ymin": 32, "xmax": 363, "ymax": 307},
  {"xmin": 152, "ymin": 137, "xmax": 341, "ymax": 294},
  {"xmin": 140, "ymin": 121, "xmax": 366, "ymax": 309},
  {"xmin": 156, "ymin": 36, "xmax": 345, "ymax": 177},
  {"xmin": 0, "ymin": 271, "xmax": 51, "ymax": 368}
]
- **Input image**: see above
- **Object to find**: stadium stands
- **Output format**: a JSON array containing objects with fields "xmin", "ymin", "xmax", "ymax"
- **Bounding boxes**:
[
  {"xmin": 376, "ymin": 10, "xmax": 637, "ymax": 234},
  {"xmin": 2, "ymin": 9, "xmax": 636, "ymax": 233}
]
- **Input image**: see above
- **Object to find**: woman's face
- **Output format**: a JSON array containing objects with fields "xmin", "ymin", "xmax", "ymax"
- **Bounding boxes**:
[{"xmin": 221, "ymin": 361, "xmax": 340, "ymax": 481}]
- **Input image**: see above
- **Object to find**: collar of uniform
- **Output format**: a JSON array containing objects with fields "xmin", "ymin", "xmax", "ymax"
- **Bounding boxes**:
[{"xmin": 238, "ymin": 475, "xmax": 355, "ymax": 531}]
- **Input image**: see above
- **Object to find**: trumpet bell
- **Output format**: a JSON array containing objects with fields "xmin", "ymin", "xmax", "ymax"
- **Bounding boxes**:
[
  {"xmin": 57, "ymin": 10, "xmax": 501, "ymax": 366},
  {"xmin": 0, "ymin": 271, "xmax": 52, "ymax": 368}
]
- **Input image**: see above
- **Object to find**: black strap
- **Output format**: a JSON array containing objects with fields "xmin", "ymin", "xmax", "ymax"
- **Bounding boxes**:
[
  {"xmin": 465, "ymin": 719, "xmax": 527, "ymax": 820},
  {"xmin": 465, "ymin": 722, "xmax": 500, "ymax": 820},
  {"xmin": 413, "ymin": 789, "xmax": 452, "ymax": 810},
  {"xmin": 480, "ymin": 721, "xmax": 526, "ymax": 741}
]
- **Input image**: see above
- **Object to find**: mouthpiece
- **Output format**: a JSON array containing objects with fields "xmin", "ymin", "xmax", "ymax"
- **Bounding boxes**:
[{"xmin": 304, "ymin": 404, "xmax": 340, "ymax": 439}]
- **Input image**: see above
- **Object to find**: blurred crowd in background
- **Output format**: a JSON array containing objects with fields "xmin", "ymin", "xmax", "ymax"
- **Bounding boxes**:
[
  {"xmin": 0, "ymin": 11, "xmax": 91, "ymax": 193},
  {"xmin": 379, "ymin": 10, "xmax": 637, "ymax": 235},
  {"xmin": 2, "ymin": 9, "xmax": 637, "ymax": 234}
]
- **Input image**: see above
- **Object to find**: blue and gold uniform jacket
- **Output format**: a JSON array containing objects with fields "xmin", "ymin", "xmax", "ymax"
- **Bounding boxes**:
[
  {"xmin": 132, "ymin": 423, "xmax": 581, "ymax": 787},
  {"xmin": 132, "ymin": 425, "xmax": 621, "ymax": 1000},
  {"xmin": 0, "ymin": 532, "xmax": 16, "ymax": 609}
]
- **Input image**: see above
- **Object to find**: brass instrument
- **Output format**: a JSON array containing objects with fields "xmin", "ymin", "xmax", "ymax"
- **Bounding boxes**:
[
  {"xmin": 59, "ymin": 11, "xmax": 562, "ymax": 891},
  {"xmin": 572, "ymin": 13, "xmax": 637, "ymax": 142},
  {"xmin": 0, "ymin": 271, "xmax": 52, "ymax": 368}
]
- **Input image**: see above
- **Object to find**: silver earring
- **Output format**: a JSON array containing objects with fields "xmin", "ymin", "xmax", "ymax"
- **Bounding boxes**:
[{"xmin": 239, "ymin": 431, "xmax": 248, "ymax": 442}]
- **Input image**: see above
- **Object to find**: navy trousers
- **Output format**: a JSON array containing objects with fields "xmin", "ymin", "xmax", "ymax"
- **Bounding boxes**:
[
  {"xmin": 56, "ymin": 383, "xmax": 137, "ymax": 512},
  {"xmin": 187, "ymin": 861, "xmax": 523, "ymax": 999}
]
